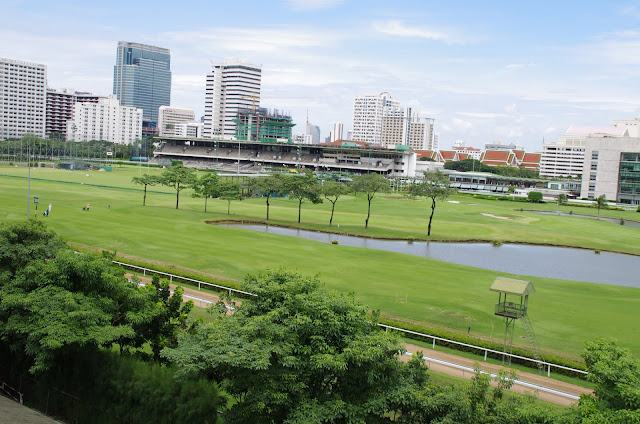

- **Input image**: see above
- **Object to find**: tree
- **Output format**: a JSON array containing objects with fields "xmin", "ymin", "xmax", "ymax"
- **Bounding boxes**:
[
  {"xmin": 192, "ymin": 171, "xmax": 220, "ymax": 212},
  {"xmin": 557, "ymin": 193, "xmax": 568, "ymax": 206},
  {"xmin": 595, "ymin": 194, "xmax": 608, "ymax": 218},
  {"xmin": 160, "ymin": 164, "xmax": 197, "ymax": 209},
  {"xmin": 135, "ymin": 274, "xmax": 194, "ymax": 361},
  {"xmin": 285, "ymin": 171, "xmax": 323, "ymax": 224},
  {"xmin": 408, "ymin": 169, "xmax": 456, "ymax": 236},
  {"xmin": 0, "ymin": 248, "xmax": 149, "ymax": 374},
  {"xmin": 249, "ymin": 174, "xmax": 287, "ymax": 220},
  {"xmin": 527, "ymin": 191, "xmax": 543, "ymax": 203},
  {"xmin": 350, "ymin": 173, "xmax": 389, "ymax": 229},
  {"xmin": 163, "ymin": 269, "xmax": 429, "ymax": 423},
  {"xmin": 218, "ymin": 179, "xmax": 243, "ymax": 215},
  {"xmin": 132, "ymin": 174, "xmax": 160, "ymax": 206},
  {"xmin": 322, "ymin": 181, "xmax": 351, "ymax": 226}
]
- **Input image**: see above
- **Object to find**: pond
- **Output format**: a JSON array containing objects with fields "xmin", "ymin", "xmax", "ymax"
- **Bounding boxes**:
[{"xmin": 221, "ymin": 224, "xmax": 640, "ymax": 287}]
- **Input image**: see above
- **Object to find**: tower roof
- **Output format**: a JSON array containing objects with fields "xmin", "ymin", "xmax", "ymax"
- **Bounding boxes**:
[{"xmin": 490, "ymin": 277, "xmax": 535, "ymax": 296}]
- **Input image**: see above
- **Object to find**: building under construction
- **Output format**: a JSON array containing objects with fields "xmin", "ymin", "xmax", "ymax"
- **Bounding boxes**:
[{"xmin": 234, "ymin": 107, "xmax": 295, "ymax": 143}]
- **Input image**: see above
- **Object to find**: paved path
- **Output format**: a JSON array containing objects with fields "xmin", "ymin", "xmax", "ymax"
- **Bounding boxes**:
[{"xmin": 0, "ymin": 396, "xmax": 59, "ymax": 424}]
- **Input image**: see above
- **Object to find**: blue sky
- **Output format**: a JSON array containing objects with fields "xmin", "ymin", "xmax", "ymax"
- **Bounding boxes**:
[{"xmin": 3, "ymin": 0, "xmax": 640, "ymax": 151}]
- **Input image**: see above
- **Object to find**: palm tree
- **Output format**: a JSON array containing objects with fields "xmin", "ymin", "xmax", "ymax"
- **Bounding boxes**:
[{"xmin": 595, "ymin": 195, "xmax": 607, "ymax": 218}]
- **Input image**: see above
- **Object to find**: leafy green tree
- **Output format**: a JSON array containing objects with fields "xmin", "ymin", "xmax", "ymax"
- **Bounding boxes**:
[
  {"xmin": 0, "ymin": 220, "xmax": 66, "ymax": 280},
  {"xmin": 595, "ymin": 194, "xmax": 608, "ymax": 218},
  {"xmin": 322, "ymin": 181, "xmax": 351, "ymax": 226},
  {"xmin": 285, "ymin": 171, "xmax": 323, "ymax": 223},
  {"xmin": 409, "ymin": 169, "xmax": 456, "ymax": 236},
  {"xmin": 350, "ymin": 173, "xmax": 390, "ymax": 229},
  {"xmin": 163, "ymin": 269, "xmax": 429, "ymax": 424},
  {"xmin": 582, "ymin": 338, "xmax": 640, "ymax": 410},
  {"xmin": 218, "ymin": 179, "xmax": 243, "ymax": 215},
  {"xmin": 193, "ymin": 171, "xmax": 220, "ymax": 212},
  {"xmin": 136, "ymin": 274, "xmax": 194, "ymax": 362},
  {"xmin": 249, "ymin": 174, "xmax": 287, "ymax": 220},
  {"xmin": 0, "ymin": 248, "xmax": 149, "ymax": 374},
  {"xmin": 132, "ymin": 174, "xmax": 160, "ymax": 206},
  {"xmin": 160, "ymin": 164, "xmax": 197, "ymax": 209},
  {"xmin": 527, "ymin": 191, "xmax": 543, "ymax": 203},
  {"xmin": 557, "ymin": 193, "xmax": 568, "ymax": 206}
]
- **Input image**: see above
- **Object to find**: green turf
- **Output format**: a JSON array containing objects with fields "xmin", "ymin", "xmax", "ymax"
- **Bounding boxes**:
[{"xmin": 1, "ymin": 165, "xmax": 639, "ymax": 358}]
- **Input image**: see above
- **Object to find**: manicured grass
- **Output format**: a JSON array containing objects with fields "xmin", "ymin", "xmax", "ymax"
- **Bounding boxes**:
[{"xmin": 1, "ymin": 165, "xmax": 639, "ymax": 358}]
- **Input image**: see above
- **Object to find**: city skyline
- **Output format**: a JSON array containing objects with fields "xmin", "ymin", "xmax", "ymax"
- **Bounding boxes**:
[{"xmin": 3, "ymin": 1, "xmax": 640, "ymax": 151}]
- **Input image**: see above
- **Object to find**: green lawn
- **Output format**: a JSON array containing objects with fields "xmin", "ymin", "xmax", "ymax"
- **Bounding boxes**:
[{"xmin": 1, "ymin": 165, "xmax": 639, "ymax": 358}]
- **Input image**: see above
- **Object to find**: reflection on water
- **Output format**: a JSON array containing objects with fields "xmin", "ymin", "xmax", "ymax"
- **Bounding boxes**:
[
  {"xmin": 526, "ymin": 210, "xmax": 640, "ymax": 229},
  {"xmin": 222, "ymin": 224, "xmax": 640, "ymax": 287}
]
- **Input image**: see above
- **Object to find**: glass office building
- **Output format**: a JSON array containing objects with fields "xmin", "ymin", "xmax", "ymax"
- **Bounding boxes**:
[{"xmin": 113, "ymin": 41, "xmax": 171, "ymax": 124}]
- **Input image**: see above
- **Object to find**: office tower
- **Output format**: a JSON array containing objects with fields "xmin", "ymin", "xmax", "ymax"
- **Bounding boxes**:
[
  {"xmin": 306, "ymin": 122, "xmax": 321, "ymax": 144},
  {"xmin": 203, "ymin": 58, "xmax": 261, "ymax": 138},
  {"xmin": 331, "ymin": 122, "xmax": 344, "ymax": 142},
  {"xmin": 113, "ymin": 41, "xmax": 171, "ymax": 124},
  {"xmin": 0, "ymin": 57, "xmax": 46, "ymax": 140},
  {"xmin": 158, "ymin": 106, "xmax": 196, "ymax": 136},
  {"xmin": 67, "ymin": 95, "xmax": 142, "ymax": 144}
]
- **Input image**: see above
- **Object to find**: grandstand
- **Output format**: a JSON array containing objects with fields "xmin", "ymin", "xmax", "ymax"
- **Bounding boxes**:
[{"xmin": 153, "ymin": 137, "xmax": 416, "ymax": 176}]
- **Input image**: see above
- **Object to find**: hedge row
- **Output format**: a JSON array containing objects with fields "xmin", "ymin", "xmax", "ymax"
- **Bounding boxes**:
[{"xmin": 378, "ymin": 316, "xmax": 587, "ymax": 379}]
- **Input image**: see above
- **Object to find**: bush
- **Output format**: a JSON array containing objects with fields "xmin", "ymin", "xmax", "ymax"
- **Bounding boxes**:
[
  {"xmin": 331, "ymin": 239, "xmax": 339, "ymax": 245},
  {"xmin": 527, "ymin": 191, "xmax": 543, "ymax": 203}
]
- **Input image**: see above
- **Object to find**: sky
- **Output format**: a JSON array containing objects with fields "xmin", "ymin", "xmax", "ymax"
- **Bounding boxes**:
[{"xmin": 3, "ymin": 0, "xmax": 640, "ymax": 151}]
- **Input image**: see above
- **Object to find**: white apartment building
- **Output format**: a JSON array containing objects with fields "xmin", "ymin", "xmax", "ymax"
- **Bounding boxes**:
[
  {"xmin": 46, "ymin": 88, "xmax": 105, "ymax": 138},
  {"xmin": 540, "ymin": 126, "xmax": 627, "ymax": 178},
  {"xmin": 581, "ymin": 135, "xmax": 640, "ymax": 204},
  {"xmin": 203, "ymin": 58, "xmax": 261, "ymax": 138},
  {"xmin": 66, "ymin": 95, "xmax": 142, "ymax": 144},
  {"xmin": 381, "ymin": 108, "xmax": 435, "ymax": 151},
  {"xmin": 174, "ymin": 122, "xmax": 204, "ymax": 138},
  {"xmin": 1, "ymin": 58, "xmax": 47, "ymax": 140},
  {"xmin": 158, "ymin": 106, "xmax": 196, "ymax": 136},
  {"xmin": 352, "ymin": 92, "xmax": 399, "ymax": 145}
]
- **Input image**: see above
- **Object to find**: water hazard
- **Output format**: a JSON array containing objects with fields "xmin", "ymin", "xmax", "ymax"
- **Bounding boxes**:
[{"xmin": 221, "ymin": 224, "xmax": 640, "ymax": 287}]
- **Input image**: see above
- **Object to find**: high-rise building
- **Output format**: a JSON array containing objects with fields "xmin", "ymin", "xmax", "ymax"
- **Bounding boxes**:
[
  {"xmin": 0, "ymin": 57, "xmax": 46, "ymax": 140},
  {"xmin": 203, "ymin": 58, "xmax": 261, "ymax": 139},
  {"xmin": 306, "ymin": 122, "xmax": 321, "ymax": 144},
  {"xmin": 67, "ymin": 95, "xmax": 142, "ymax": 144},
  {"xmin": 46, "ymin": 88, "xmax": 106, "ymax": 139},
  {"xmin": 113, "ymin": 41, "xmax": 171, "ymax": 124},
  {"xmin": 158, "ymin": 106, "xmax": 196, "ymax": 136},
  {"xmin": 352, "ymin": 92, "xmax": 399, "ymax": 145},
  {"xmin": 331, "ymin": 122, "xmax": 343, "ymax": 142},
  {"xmin": 234, "ymin": 107, "xmax": 294, "ymax": 143}
]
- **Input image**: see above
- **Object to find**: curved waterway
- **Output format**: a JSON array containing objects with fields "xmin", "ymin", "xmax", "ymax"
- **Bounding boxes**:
[{"xmin": 221, "ymin": 224, "xmax": 640, "ymax": 287}]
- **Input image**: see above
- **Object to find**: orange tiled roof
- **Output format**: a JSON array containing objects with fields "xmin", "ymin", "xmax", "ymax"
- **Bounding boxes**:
[{"xmin": 483, "ymin": 150, "xmax": 510, "ymax": 161}]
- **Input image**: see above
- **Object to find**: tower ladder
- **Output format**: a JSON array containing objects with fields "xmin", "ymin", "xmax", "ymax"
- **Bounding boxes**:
[{"xmin": 521, "ymin": 315, "xmax": 545, "ymax": 372}]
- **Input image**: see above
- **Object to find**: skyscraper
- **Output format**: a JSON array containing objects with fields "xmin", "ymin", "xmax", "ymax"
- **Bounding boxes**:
[
  {"xmin": 0, "ymin": 57, "xmax": 46, "ymax": 140},
  {"xmin": 113, "ymin": 41, "xmax": 171, "ymax": 124},
  {"xmin": 352, "ymin": 92, "xmax": 399, "ymax": 145},
  {"xmin": 203, "ymin": 58, "xmax": 261, "ymax": 138}
]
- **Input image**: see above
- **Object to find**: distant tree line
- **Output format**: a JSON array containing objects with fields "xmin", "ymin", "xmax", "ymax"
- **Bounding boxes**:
[
  {"xmin": 0, "ymin": 136, "xmax": 154, "ymax": 162},
  {"xmin": 1, "ymin": 220, "xmax": 639, "ymax": 422},
  {"xmin": 444, "ymin": 158, "xmax": 539, "ymax": 178}
]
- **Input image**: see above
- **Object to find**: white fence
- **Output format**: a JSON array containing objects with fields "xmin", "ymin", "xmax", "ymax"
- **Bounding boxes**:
[
  {"xmin": 114, "ymin": 260, "xmax": 587, "ymax": 379},
  {"xmin": 379, "ymin": 324, "xmax": 587, "ymax": 378},
  {"xmin": 112, "ymin": 260, "xmax": 257, "ymax": 298}
]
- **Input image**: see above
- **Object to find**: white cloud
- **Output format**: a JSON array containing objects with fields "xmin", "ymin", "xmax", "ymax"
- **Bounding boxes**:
[
  {"xmin": 505, "ymin": 63, "xmax": 536, "ymax": 70},
  {"xmin": 285, "ymin": 0, "xmax": 344, "ymax": 10},
  {"xmin": 504, "ymin": 103, "xmax": 518, "ymax": 114},
  {"xmin": 373, "ymin": 20, "xmax": 462, "ymax": 44},
  {"xmin": 456, "ymin": 112, "xmax": 507, "ymax": 119}
]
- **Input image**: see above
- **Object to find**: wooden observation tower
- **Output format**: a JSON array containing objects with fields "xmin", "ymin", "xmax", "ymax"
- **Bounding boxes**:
[{"xmin": 490, "ymin": 277, "xmax": 544, "ymax": 368}]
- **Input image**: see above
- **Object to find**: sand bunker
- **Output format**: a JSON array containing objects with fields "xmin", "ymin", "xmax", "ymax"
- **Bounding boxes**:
[
  {"xmin": 481, "ymin": 213, "xmax": 511, "ymax": 220},
  {"xmin": 447, "ymin": 200, "xmax": 460, "ymax": 204}
]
